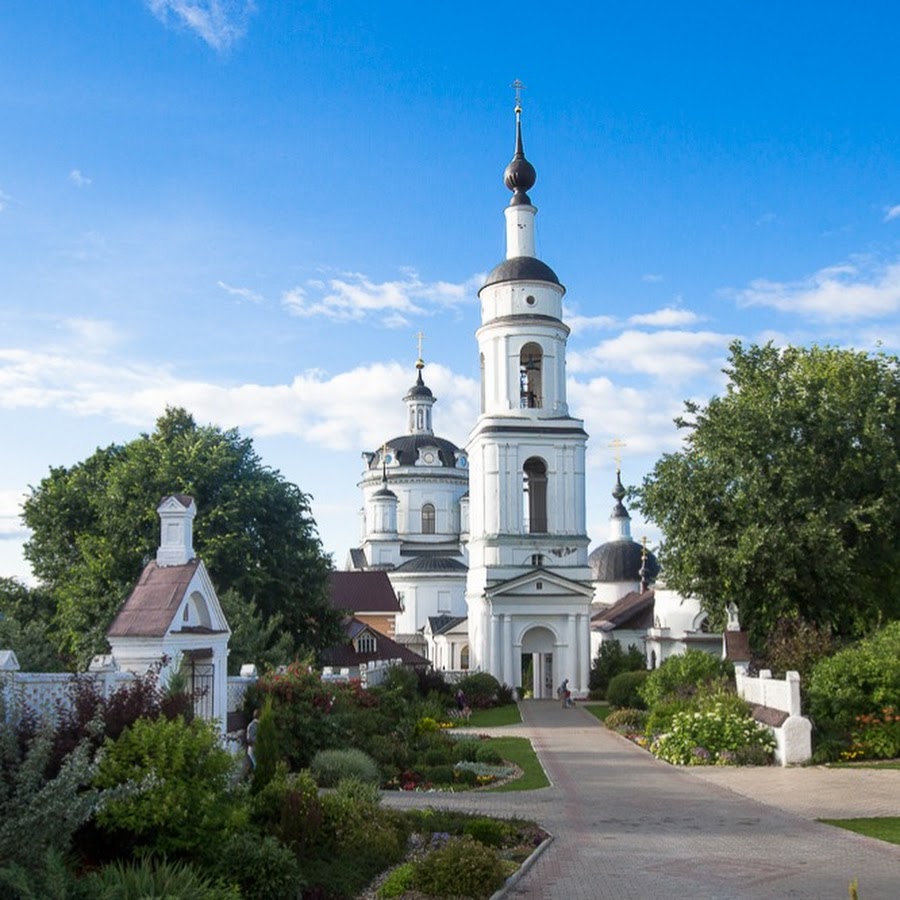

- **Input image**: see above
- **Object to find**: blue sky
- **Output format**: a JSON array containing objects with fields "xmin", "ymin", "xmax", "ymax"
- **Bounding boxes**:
[{"xmin": 3, "ymin": 1, "xmax": 900, "ymax": 582}]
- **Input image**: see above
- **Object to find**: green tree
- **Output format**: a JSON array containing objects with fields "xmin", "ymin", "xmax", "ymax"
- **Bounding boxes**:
[
  {"xmin": 636, "ymin": 342, "xmax": 900, "ymax": 646},
  {"xmin": 0, "ymin": 578, "xmax": 65, "ymax": 672},
  {"xmin": 22, "ymin": 407, "xmax": 341, "ymax": 666}
]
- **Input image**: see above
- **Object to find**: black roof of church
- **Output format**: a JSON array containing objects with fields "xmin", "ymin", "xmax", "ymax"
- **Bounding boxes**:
[
  {"xmin": 379, "ymin": 434, "xmax": 461, "ymax": 467},
  {"xmin": 481, "ymin": 256, "xmax": 562, "ymax": 291},
  {"xmin": 394, "ymin": 556, "xmax": 468, "ymax": 574},
  {"xmin": 589, "ymin": 540, "xmax": 660, "ymax": 583}
]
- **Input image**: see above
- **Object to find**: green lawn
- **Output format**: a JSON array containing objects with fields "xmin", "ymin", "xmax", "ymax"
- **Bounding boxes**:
[
  {"xmin": 483, "ymin": 736, "xmax": 549, "ymax": 792},
  {"xmin": 583, "ymin": 703, "xmax": 613, "ymax": 722},
  {"xmin": 827, "ymin": 760, "xmax": 900, "ymax": 770},
  {"xmin": 818, "ymin": 817, "xmax": 900, "ymax": 846},
  {"xmin": 466, "ymin": 703, "xmax": 522, "ymax": 728}
]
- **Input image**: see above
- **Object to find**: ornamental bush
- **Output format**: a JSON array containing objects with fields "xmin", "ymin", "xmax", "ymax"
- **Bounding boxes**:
[
  {"xmin": 93, "ymin": 716, "xmax": 235, "ymax": 855},
  {"xmin": 650, "ymin": 703, "xmax": 775, "ymax": 766},
  {"xmin": 590, "ymin": 641, "xmax": 646, "ymax": 697},
  {"xmin": 310, "ymin": 748, "xmax": 380, "ymax": 787},
  {"xmin": 639, "ymin": 650, "xmax": 732, "ymax": 708},
  {"xmin": 455, "ymin": 672, "xmax": 502, "ymax": 709},
  {"xmin": 82, "ymin": 856, "xmax": 239, "ymax": 899},
  {"xmin": 807, "ymin": 621, "xmax": 900, "ymax": 733},
  {"xmin": 606, "ymin": 670, "xmax": 649, "ymax": 709},
  {"xmin": 604, "ymin": 708, "xmax": 649, "ymax": 733},
  {"xmin": 412, "ymin": 834, "xmax": 507, "ymax": 899}
]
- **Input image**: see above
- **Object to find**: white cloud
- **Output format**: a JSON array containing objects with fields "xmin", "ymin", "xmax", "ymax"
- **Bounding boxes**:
[
  {"xmin": 0, "ymin": 489, "xmax": 28, "ymax": 538},
  {"xmin": 729, "ymin": 257, "xmax": 900, "ymax": 320},
  {"xmin": 0, "ymin": 189, "xmax": 11, "ymax": 211},
  {"xmin": 565, "ymin": 312, "xmax": 618, "ymax": 334},
  {"xmin": 641, "ymin": 273, "xmax": 664, "ymax": 283},
  {"xmin": 146, "ymin": 0, "xmax": 256, "ymax": 51},
  {"xmin": 69, "ymin": 169, "xmax": 91, "ymax": 188},
  {"xmin": 218, "ymin": 280, "xmax": 263, "ymax": 304},
  {"xmin": 627, "ymin": 306, "xmax": 702, "ymax": 327},
  {"xmin": 884, "ymin": 205, "xmax": 900, "ymax": 222},
  {"xmin": 281, "ymin": 271, "xmax": 480, "ymax": 323},
  {"xmin": 568, "ymin": 329, "xmax": 732, "ymax": 380},
  {"xmin": 0, "ymin": 327, "xmax": 479, "ymax": 453}
]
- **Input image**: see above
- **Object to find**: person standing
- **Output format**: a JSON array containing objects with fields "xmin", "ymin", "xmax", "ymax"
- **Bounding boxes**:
[{"xmin": 246, "ymin": 708, "xmax": 260, "ymax": 769}]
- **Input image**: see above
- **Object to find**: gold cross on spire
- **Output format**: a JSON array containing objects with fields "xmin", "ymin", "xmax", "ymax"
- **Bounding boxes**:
[
  {"xmin": 609, "ymin": 437, "xmax": 627, "ymax": 472},
  {"xmin": 510, "ymin": 79, "xmax": 526, "ymax": 113},
  {"xmin": 416, "ymin": 331, "xmax": 425, "ymax": 367}
]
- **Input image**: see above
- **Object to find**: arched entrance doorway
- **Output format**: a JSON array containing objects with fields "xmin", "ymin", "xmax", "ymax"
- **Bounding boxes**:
[{"xmin": 520, "ymin": 626, "xmax": 556, "ymax": 699}]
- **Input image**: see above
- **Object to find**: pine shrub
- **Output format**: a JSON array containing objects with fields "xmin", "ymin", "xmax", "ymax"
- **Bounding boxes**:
[{"xmin": 310, "ymin": 748, "xmax": 380, "ymax": 787}]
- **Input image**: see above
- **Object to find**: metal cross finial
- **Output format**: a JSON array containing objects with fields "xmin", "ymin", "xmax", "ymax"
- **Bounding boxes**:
[
  {"xmin": 510, "ymin": 79, "xmax": 526, "ymax": 113},
  {"xmin": 609, "ymin": 437, "xmax": 627, "ymax": 472}
]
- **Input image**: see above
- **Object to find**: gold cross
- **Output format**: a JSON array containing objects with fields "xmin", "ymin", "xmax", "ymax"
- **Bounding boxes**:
[
  {"xmin": 416, "ymin": 331, "xmax": 425, "ymax": 365},
  {"xmin": 510, "ymin": 79, "xmax": 526, "ymax": 112},
  {"xmin": 609, "ymin": 437, "xmax": 627, "ymax": 471}
]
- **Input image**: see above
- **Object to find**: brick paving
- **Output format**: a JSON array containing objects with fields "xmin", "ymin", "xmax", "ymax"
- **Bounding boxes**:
[{"xmin": 381, "ymin": 700, "xmax": 900, "ymax": 899}]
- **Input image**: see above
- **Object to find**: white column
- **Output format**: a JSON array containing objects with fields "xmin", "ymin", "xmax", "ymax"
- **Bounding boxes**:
[{"xmin": 503, "ymin": 615, "xmax": 513, "ymax": 686}]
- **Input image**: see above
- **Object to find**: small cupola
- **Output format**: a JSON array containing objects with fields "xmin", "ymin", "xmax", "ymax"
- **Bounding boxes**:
[
  {"xmin": 156, "ymin": 494, "xmax": 196, "ymax": 567},
  {"xmin": 404, "ymin": 355, "xmax": 436, "ymax": 436}
]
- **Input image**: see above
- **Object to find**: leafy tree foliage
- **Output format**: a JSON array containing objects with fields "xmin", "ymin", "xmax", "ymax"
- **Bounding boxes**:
[
  {"xmin": 0, "ymin": 578, "xmax": 64, "ymax": 672},
  {"xmin": 589, "ymin": 640, "xmax": 646, "ymax": 697},
  {"xmin": 21, "ymin": 407, "xmax": 340, "ymax": 665},
  {"xmin": 636, "ymin": 342, "xmax": 900, "ymax": 645}
]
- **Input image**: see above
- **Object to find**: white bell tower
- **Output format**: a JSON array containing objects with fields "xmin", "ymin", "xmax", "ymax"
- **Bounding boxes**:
[{"xmin": 465, "ymin": 91, "xmax": 593, "ymax": 698}]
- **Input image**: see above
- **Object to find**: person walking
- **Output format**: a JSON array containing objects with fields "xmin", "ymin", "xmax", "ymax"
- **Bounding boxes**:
[{"xmin": 246, "ymin": 707, "xmax": 260, "ymax": 770}]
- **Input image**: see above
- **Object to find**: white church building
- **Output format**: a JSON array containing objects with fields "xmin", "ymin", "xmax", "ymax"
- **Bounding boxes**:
[{"xmin": 346, "ymin": 101, "xmax": 713, "ymax": 697}]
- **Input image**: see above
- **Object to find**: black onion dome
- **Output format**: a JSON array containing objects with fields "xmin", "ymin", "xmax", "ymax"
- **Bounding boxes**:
[
  {"xmin": 404, "ymin": 368, "xmax": 434, "ymax": 401},
  {"xmin": 589, "ymin": 541, "xmax": 660, "ymax": 584},
  {"xmin": 503, "ymin": 114, "xmax": 536, "ymax": 205},
  {"xmin": 611, "ymin": 471, "xmax": 629, "ymax": 519},
  {"xmin": 382, "ymin": 434, "xmax": 461, "ymax": 467},
  {"xmin": 373, "ymin": 486, "xmax": 397, "ymax": 499},
  {"xmin": 481, "ymin": 256, "xmax": 562, "ymax": 291}
]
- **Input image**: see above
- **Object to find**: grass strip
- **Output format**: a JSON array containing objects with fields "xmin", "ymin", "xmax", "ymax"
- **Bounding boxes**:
[
  {"xmin": 583, "ymin": 703, "xmax": 613, "ymax": 722},
  {"xmin": 466, "ymin": 703, "xmax": 522, "ymax": 728},
  {"xmin": 818, "ymin": 817, "xmax": 900, "ymax": 846},
  {"xmin": 483, "ymin": 736, "xmax": 549, "ymax": 792}
]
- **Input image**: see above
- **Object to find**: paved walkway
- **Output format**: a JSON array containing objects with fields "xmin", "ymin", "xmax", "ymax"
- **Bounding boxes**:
[{"xmin": 381, "ymin": 700, "xmax": 900, "ymax": 899}]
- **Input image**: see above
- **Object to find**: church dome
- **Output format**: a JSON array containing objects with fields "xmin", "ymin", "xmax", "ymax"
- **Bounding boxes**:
[
  {"xmin": 382, "ymin": 434, "xmax": 460, "ymax": 467},
  {"xmin": 589, "ymin": 540, "xmax": 659, "ymax": 584},
  {"xmin": 481, "ymin": 256, "xmax": 562, "ymax": 290},
  {"xmin": 404, "ymin": 368, "xmax": 434, "ymax": 400}
]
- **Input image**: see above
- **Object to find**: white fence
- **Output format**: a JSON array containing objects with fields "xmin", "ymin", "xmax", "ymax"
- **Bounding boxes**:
[{"xmin": 735, "ymin": 665, "xmax": 812, "ymax": 765}]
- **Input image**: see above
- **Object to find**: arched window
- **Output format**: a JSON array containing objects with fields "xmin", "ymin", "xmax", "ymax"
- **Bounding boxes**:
[
  {"xmin": 523, "ymin": 458, "xmax": 547, "ymax": 533},
  {"xmin": 460, "ymin": 645, "xmax": 470, "ymax": 670},
  {"xmin": 519, "ymin": 342, "xmax": 543, "ymax": 409},
  {"xmin": 421, "ymin": 502, "xmax": 436, "ymax": 534}
]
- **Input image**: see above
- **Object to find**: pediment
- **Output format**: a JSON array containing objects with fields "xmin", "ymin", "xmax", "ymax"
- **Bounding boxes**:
[{"xmin": 486, "ymin": 568, "xmax": 594, "ymax": 600}]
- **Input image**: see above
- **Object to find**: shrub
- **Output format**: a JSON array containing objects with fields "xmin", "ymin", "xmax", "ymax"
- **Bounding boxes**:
[
  {"xmin": 0, "ymin": 726, "xmax": 106, "ymax": 871},
  {"xmin": 590, "ymin": 641, "xmax": 646, "ymax": 697},
  {"xmin": 377, "ymin": 861, "xmax": 416, "ymax": 898},
  {"xmin": 93, "ymin": 716, "xmax": 235, "ymax": 855},
  {"xmin": 425, "ymin": 765, "xmax": 456, "ymax": 784},
  {"xmin": 0, "ymin": 848, "xmax": 79, "ymax": 900},
  {"xmin": 452, "ymin": 739, "xmax": 481, "ymax": 762},
  {"xmin": 475, "ymin": 743, "xmax": 503, "ymax": 765},
  {"xmin": 640, "ymin": 650, "xmax": 732, "ymax": 708},
  {"xmin": 251, "ymin": 768, "xmax": 324, "ymax": 856},
  {"xmin": 251, "ymin": 695, "xmax": 279, "ymax": 794},
  {"xmin": 463, "ymin": 817, "xmax": 508, "ymax": 847},
  {"xmin": 455, "ymin": 673, "xmax": 502, "ymax": 709},
  {"xmin": 607, "ymin": 670, "xmax": 649, "ymax": 709},
  {"xmin": 842, "ymin": 708, "xmax": 900, "ymax": 761},
  {"xmin": 82, "ymin": 856, "xmax": 239, "ymax": 899},
  {"xmin": 216, "ymin": 831, "xmax": 304, "ymax": 900},
  {"xmin": 807, "ymin": 621, "xmax": 900, "ymax": 733},
  {"xmin": 310, "ymin": 748, "xmax": 380, "ymax": 787},
  {"xmin": 644, "ymin": 698, "xmax": 694, "ymax": 737},
  {"xmin": 412, "ymin": 834, "xmax": 507, "ymax": 899},
  {"xmin": 604, "ymin": 708, "xmax": 649, "ymax": 733},
  {"xmin": 650, "ymin": 703, "xmax": 775, "ymax": 766},
  {"xmin": 496, "ymin": 683, "xmax": 516, "ymax": 705},
  {"xmin": 755, "ymin": 616, "xmax": 836, "ymax": 679}
]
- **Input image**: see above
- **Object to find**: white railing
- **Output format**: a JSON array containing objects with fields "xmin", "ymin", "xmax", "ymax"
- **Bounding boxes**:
[{"xmin": 735, "ymin": 666, "xmax": 811, "ymax": 765}]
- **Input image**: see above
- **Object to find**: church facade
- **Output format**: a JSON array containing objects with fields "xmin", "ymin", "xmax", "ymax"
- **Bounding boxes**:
[{"xmin": 345, "ymin": 101, "xmax": 714, "ymax": 698}]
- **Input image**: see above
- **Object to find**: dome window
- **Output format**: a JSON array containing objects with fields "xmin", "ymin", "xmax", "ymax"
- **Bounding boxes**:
[{"xmin": 421, "ymin": 502, "xmax": 436, "ymax": 535}]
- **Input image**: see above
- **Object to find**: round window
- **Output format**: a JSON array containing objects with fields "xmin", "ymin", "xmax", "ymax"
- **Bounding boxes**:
[{"xmin": 525, "ymin": 295, "xmax": 536, "ymax": 306}]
